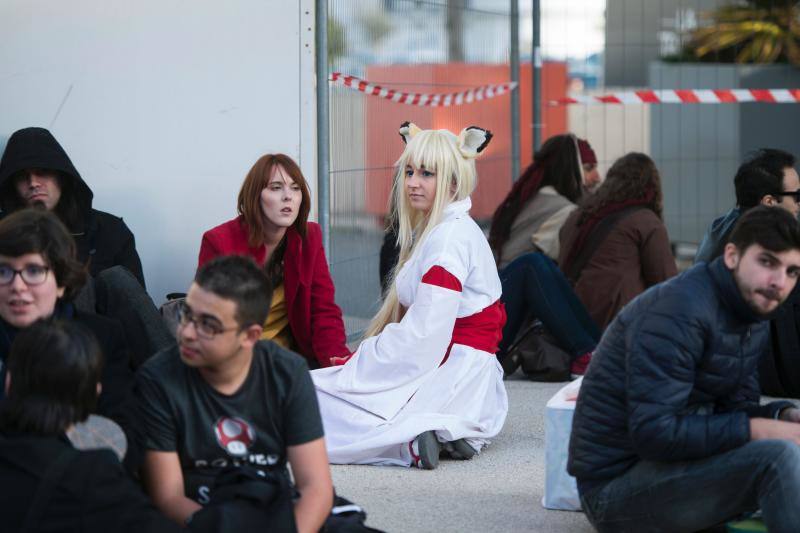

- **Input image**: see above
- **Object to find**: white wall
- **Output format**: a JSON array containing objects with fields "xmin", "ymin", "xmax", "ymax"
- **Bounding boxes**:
[{"xmin": 0, "ymin": 0, "xmax": 317, "ymax": 303}]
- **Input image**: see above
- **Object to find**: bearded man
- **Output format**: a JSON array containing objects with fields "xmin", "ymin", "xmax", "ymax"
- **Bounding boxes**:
[{"xmin": 569, "ymin": 206, "xmax": 800, "ymax": 533}]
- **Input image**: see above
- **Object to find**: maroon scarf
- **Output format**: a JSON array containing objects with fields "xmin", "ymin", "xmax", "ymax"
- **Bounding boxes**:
[{"xmin": 561, "ymin": 187, "xmax": 656, "ymax": 273}]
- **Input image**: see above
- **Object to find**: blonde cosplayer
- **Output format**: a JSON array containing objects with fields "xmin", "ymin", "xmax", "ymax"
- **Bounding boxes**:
[{"xmin": 364, "ymin": 122, "xmax": 492, "ymax": 338}]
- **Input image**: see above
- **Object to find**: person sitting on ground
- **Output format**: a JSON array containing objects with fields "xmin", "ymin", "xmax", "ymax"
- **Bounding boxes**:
[
  {"xmin": 569, "ymin": 206, "xmax": 800, "ymax": 533},
  {"xmin": 385, "ymin": 133, "xmax": 597, "ymax": 294},
  {"xmin": 694, "ymin": 148, "xmax": 800, "ymax": 399},
  {"xmin": 136, "ymin": 255, "xmax": 333, "ymax": 531},
  {"xmin": 198, "ymin": 153, "xmax": 349, "ymax": 369},
  {"xmin": 695, "ymin": 148, "xmax": 799, "ymax": 263},
  {"xmin": 0, "ymin": 320, "xmax": 181, "ymax": 533},
  {"xmin": 489, "ymin": 135, "xmax": 601, "ymax": 378},
  {"xmin": 0, "ymin": 209, "xmax": 134, "ymax": 428},
  {"xmin": 559, "ymin": 152, "xmax": 677, "ymax": 331},
  {"xmin": 0, "ymin": 127, "xmax": 145, "ymax": 287},
  {"xmin": 489, "ymin": 133, "xmax": 598, "ymax": 266},
  {"xmin": 312, "ymin": 122, "xmax": 508, "ymax": 469}
]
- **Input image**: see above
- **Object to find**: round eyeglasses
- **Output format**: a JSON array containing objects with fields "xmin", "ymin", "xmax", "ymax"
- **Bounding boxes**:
[
  {"xmin": 0, "ymin": 264, "xmax": 51, "ymax": 286},
  {"xmin": 177, "ymin": 300, "xmax": 240, "ymax": 339}
]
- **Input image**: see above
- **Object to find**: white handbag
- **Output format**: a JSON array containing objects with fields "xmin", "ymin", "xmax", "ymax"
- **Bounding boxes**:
[{"xmin": 541, "ymin": 377, "xmax": 583, "ymax": 511}]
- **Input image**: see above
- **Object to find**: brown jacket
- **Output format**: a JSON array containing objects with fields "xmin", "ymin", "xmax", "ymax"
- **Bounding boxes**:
[{"xmin": 558, "ymin": 208, "xmax": 677, "ymax": 331}]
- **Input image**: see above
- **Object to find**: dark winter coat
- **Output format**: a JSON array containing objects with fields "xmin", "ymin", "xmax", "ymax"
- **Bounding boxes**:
[
  {"xmin": 0, "ymin": 433, "xmax": 180, "ymax": 533},
  {"xmin": 558, "ymin": 208, "xmax": 677, "ymax": 331},
  {"xmin": 568, "ymin": 257, "xmax": 794, "ymax": 492},
  {"xmin": 0, "ymin": 304, "xmax": 135, "ymax": 428},
  {"xmin": 0, "ymin": 127, "xmax": 145, "ymax": 287},
  {"xmin": 695, "ymin": 206, "xmax": 800, "ymax": 398}
]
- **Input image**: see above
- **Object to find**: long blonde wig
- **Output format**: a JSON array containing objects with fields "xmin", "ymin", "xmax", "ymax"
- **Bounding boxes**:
[{"xmin": 363, "ymin": 125, "xmax": 489, "ymax": 339}]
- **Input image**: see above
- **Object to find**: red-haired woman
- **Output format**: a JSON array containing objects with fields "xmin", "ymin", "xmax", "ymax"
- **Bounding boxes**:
[{"xmin": 198, "ymin": 154, "xmax": 349, "ymax": 368}]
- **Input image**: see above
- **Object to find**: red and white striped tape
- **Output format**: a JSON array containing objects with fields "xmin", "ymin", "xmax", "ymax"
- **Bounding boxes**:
[
  {"xmin": 552, "ymin": 89, "xmax": 800, "ymax": 105},
  {"xmin": 330, "ymin": 72, "xmax": 517, "ymax": 107}
]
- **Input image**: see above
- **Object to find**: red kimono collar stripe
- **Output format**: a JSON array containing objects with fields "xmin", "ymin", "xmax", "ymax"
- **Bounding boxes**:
[{"xmin": 421, "ymin": 265, "xmax": 463, "ymax": 292}]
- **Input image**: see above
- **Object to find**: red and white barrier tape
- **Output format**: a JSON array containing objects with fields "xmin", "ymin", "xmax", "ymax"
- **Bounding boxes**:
[
  {"xmin": 330, "ymin": 72, "xmax": 517, "ymax": 107},
  {"xmin": 552, "ymin": 89, "xmax": 800, "ymax": 105}
]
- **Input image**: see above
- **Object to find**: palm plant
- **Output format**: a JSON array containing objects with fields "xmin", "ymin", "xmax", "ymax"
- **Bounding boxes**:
[{"xmin": 684, "ymin": 0, "xmax": 800, "ymax": 64}]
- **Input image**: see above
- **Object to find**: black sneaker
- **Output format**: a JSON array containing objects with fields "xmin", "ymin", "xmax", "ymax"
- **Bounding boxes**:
[
  {"xmin": 443, "ymin": 438, "xmax": 477, "ymax": 460},
  {"xmin": 409, "ymin": 431, "xmax": 440, "ymax": 469}
]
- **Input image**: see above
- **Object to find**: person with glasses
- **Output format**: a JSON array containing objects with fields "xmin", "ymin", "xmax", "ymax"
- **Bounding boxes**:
[
  {"xmin": 696, "ymin": 148, "xmax": 800, "ymax": 264},
  {"xmin": 694, "ymin": 148, "xmax": 800, "ymax": 399},
  {"xmin": 135, "ymin": 255, "xmax": 333, "ymax": 531},
  {"xmin": 0, "ymin": 208, "xmax": 134, "ymax": 429}
]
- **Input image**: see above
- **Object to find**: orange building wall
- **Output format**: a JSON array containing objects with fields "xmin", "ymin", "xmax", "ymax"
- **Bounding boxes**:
[{"xmin": 363, "ymin": 62, "xmax": 568, "ymax": 220}]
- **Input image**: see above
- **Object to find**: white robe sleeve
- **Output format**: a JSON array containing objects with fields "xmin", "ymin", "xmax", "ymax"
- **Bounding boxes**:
[{"xmin": 312, "ymin": 257, "xmax": 467, "ymax": 420}]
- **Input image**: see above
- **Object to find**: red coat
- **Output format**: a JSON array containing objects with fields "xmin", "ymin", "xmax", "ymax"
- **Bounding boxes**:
[{"xmin": 198, "ymin": 217, "xmax": 349, "ymax": 367}]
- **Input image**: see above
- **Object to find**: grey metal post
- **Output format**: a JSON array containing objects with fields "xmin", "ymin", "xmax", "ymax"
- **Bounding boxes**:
[
  {"xmin": 532, "ymin": 0, "xmax": 542, "ymax": 153},
  {"xmin": 315, "ymin": 0, "xmax": 331, "ymax": 254},
  {"xmin": 510, "ymin": 0, "xmax": 520, "ymax": 182}
]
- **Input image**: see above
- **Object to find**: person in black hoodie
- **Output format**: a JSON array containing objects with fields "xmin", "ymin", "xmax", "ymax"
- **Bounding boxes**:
[
  {"xmin": 0, "ymin": 209, "xmax": 134, "ymax": 432},
  {"xmin": 0, "ymin": 127, "xmax": 145, "ymax": 288},
  {"xmin": 0, "ymin": 320, "xmax": 180, "ymax": 533}
]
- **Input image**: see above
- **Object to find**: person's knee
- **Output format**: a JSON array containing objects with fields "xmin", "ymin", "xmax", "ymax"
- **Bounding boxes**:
[
  {"xmin": 770, "ymin": 439, "xmax": 800, "ymax": 472},
  {"xmin": 749, "ymin": 439, "xmax": 800, "ymax": 475},
  {"xmin": 507, "ymin": 251, "xmax": 550, "ymax": 273}
]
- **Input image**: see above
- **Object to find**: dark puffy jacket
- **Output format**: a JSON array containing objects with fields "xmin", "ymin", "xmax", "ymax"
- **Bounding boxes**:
[
  {"xmin": 568, "ymin": 257, "xmax": 793, "ymax": 490},
  {"xmin": 0, "ymin": 434, "xmax": 181, "ymax": 533},
  {"xmin": 0, "ymin": 127, "xmax": 145, "ymax": 287},
  {"xmin": 695, "ymin": 207, "xmax": 800, "ymax": 398}
]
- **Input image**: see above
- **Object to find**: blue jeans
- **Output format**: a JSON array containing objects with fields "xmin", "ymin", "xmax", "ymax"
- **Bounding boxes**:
[
  {"xmin": 498, "ymin": 252, "xmax": 600, "ymax": 358},
  {"xmin": 581, "ymin": 440, "xmax": 800, "ymax": 533}
]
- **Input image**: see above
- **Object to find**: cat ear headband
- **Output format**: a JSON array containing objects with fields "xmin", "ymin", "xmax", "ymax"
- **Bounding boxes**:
[{"xmin": 399, "ymin": 121, "xmax": 492, "ymax": 159}]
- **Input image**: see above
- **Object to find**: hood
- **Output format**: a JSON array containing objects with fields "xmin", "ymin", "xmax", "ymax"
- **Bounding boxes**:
[
  {"xmin": 0, "ymin": 127, "xmax": 93, "ymax": 215},
  {"xmin": 708, "ymin": 207, "xmax": 741, "ymax": 240},
  {"xmin": 694, "ymin": 207, "xmax": 741, "ymax": 264}
]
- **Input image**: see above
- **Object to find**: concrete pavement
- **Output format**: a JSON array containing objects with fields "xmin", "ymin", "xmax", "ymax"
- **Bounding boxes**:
[{"xmin": 330, "ymin": 377, "xmax": 595, "ymax": 533}]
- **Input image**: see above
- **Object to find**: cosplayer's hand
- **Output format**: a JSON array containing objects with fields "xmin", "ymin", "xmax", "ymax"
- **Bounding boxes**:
[
  {"xmin": 779, "ymin": 407, "xmax": 800, "ymax": 424},
  {"xmin": 330, "ymin": 354, "xmax": 353, "ymax": 366},
  {"xmin": 750, "ymin": 417, "xmax": 800, "ymax": 445}
]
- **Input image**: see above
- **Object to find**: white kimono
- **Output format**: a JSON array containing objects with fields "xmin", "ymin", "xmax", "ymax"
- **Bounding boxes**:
[{"xmin": 312, "ymin": 197, "xmax": 509, "ymax": 466}]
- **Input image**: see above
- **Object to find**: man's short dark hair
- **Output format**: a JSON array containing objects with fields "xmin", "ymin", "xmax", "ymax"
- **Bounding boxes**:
[
  {"xmin": 0, "ymin": 320, "xmax": 103, "ymax": 436},
  {"xmin": 734, "ymin": 148, "xmax": 796, "ymax": 210},
  {"xmin": 729, "ymin": 205, "xmax": 800, "ymax": 254},
  {"xmin": 194, "ymin": 256, "xmax": 273, "ymax": 329},
  {"xmin": 0, "ymin": 208, "xmax": 87, "ymax": 300}
]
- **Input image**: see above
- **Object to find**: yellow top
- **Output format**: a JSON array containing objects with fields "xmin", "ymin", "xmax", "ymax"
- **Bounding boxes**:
[{"xmin": 261, "ymin": 283, "xmax": 295, "ymax": 349}]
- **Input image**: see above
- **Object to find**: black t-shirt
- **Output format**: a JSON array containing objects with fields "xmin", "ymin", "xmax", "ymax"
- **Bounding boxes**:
[{"xmin": 135, "ymin": 341, "xmax": 324, "ymax": 503}]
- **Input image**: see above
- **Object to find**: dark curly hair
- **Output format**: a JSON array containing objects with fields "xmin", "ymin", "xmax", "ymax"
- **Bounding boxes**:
[
  {"xmin": 0, "ymin": 208, "xmax": 87, "ymax": 301},
  {"xmin": 576, "ymin": 152, "xmax": 662, "ymax": 224}
]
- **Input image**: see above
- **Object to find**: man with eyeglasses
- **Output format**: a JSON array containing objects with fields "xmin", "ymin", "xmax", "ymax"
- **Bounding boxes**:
[
  {"xmin": 696, "ymin": 148, "xmax": 800, "ymax": 263},
  {"xmin": 695, "ymin": 148, "xmax": 800, "ymax": 399},
  {"xmin": 135, "ymin": 255, "xmax": 333, "ymax": 532}
]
